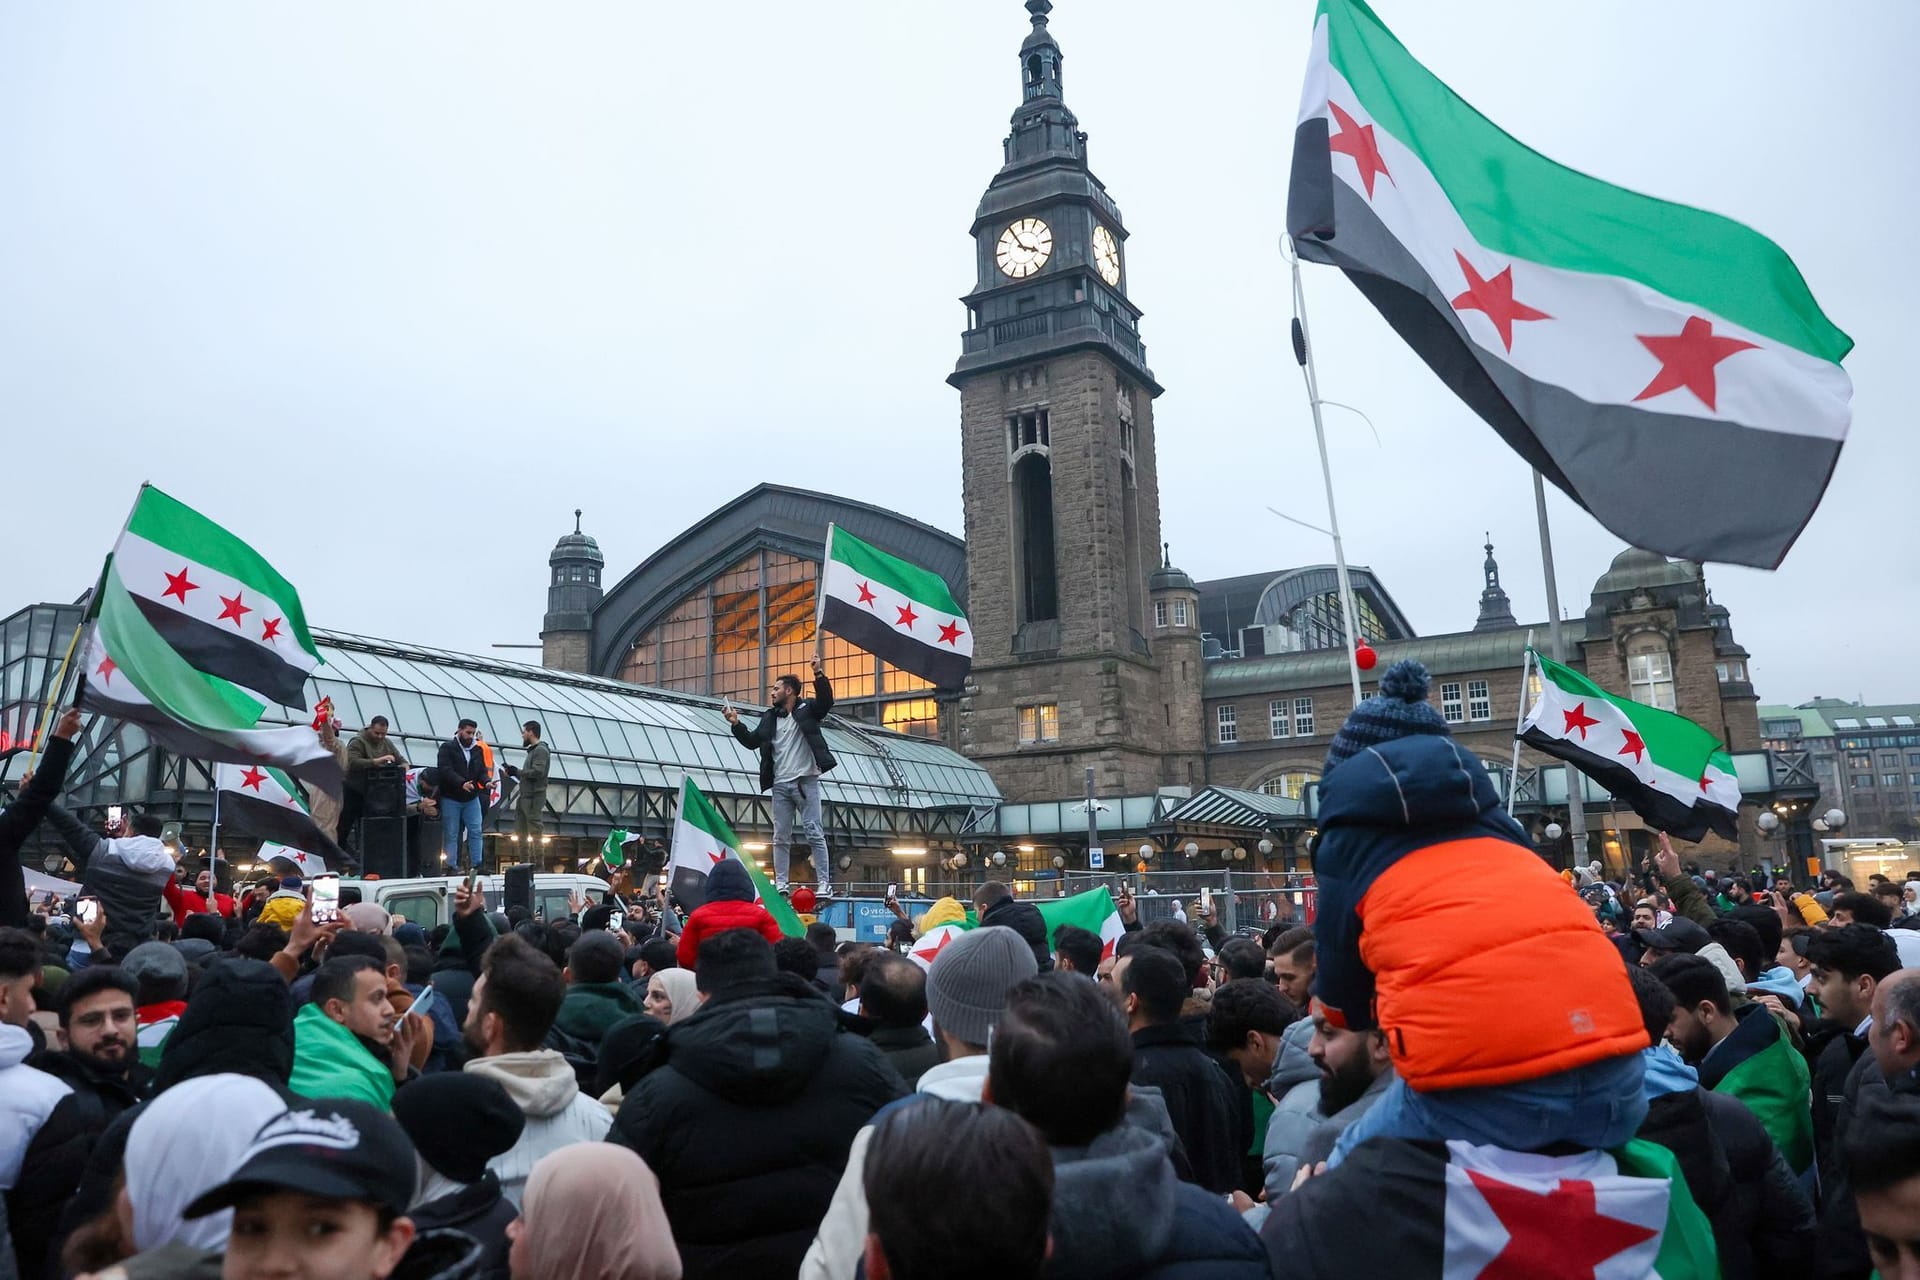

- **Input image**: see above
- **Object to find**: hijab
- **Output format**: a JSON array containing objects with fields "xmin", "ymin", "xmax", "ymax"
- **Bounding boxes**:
[
  {"xmin": 516, "ymin": 1145, "xmax": 681, "ymax": 1280},
  {"xmin": 650, "ymin": 969, "xmax": 699, "ymax": 1025},
  {"xmin": 124, "ymin": 1074, "xmax": 286, "ymax": 1252}
]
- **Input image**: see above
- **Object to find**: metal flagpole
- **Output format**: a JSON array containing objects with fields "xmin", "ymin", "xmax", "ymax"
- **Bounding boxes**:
[
  {"xmin": 1508, "ymin": 630, "xmax": 1535, "ymax": 814},
  {"xmin": 1286, "ymin": 240, "xmax": 1364, "ymax": 708},
  {"xmin": 814, "ymin": 523, "xmax": 835, "ymax": 668},
  {"xmin": 1533, "ymin": 471, "xmax": 1589, "ymax": 862},
  {"xmin": 208, "ymin": 772, "xmax": 222, "ymax": 906}
]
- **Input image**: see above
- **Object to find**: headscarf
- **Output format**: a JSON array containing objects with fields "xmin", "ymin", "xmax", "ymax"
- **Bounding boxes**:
[
  {"xmin": 650, "ymin": 969, "xmax": 699, "ymax": 1025},
  {"xmin": 517, "ymin": 1145, "xmax": 681, "ymax": 1280},
  {"xmin": 124, "ymin": 1074, "xmax": 287, "ymax": 1252}
]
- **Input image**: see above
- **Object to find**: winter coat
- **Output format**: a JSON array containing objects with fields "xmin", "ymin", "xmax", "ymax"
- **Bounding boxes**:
[
  {"xmin": 729, "ymin": 676, "xmax": 837, "ymax": 792},
  {"xmin": 9, "ymin": 1050, "xmax": 151, "ymax": 1279},
  {"xmin": 513, "ymin": 740, "xmax": 550, "ymax": 822},
  {"xmin": 1810, "ymin": 1024, "xmax": 1867, "ymax": 1191},
  {"xmin": 979, "ymin": 895, "xmax": 1053, "ymax": 973},
  {"xmin": 288, "ymin": 1003, "xmax": 396, "ymax": 1108},
  {"xmin": 1045, "ymin": 1120, "xmax": 1269, "ymax": 1280},
  {"xmin": 1129, "ymin": 1021, "xmax": 1249, "ymax": 1195},
  {"xmin": 1260, "ymin": 1018, "xmax": 1322, "ymax": 1196},
  {"xmin": 463, "ymin": 1049, "xmax": 612, "ymax": 1209},
  {"xmin": 868, "ymin": 1024, "xmax": 941, "ymax": 1089},
  {"xmin": 553, "ymin": 981, "xmax": 643, "ymax": 1045},
  {"xmin": 0, "ymin": 736, "xmax": 74, "ymax": 931},
  {"xmin": 675, "ymin": 897, "xmax": 784, "ymax": 970},
  {"xmin": 1697, "ymin": 1003, "xmax": 1815, "ymax": 1176},
  {"xmin": 255, "ymin": 888, "xmax": 306, "ymax": 931},
  {"xmin": 307, "ymin": 734, "xmax": 351, "ymax": 839},
  {"xmin": 1311, "ymin": 735, "xmax": 1645, "ymax": 1090},
  {"xmin": 408, "ymin": 1174, "xmax": 516, "ymax": 1280},
  {"xmin": 1263, "ymin": 1065, "xmax": 1393, "ymax": 1202},
  {"xmin": 436, "ymin": 740, "xmax": 492, "ymax": 806},
  {"xmin": 390, "ymin": 1228, "xmax": 486, "ymax": 1280},
  {"xmin": 44, "ymin": 802, "xmax": 173, "ymax": 959},
  {"xmin": 346, "ymin": 730, "xmax": 408, "ymax": 792},
  {"xmin": 608, "ymin": 974, "xmax": 905, "ymax": 1279},
  {"xmin": 0, "ymin": 1026, "xmax": 68, "ymax": 1193}
]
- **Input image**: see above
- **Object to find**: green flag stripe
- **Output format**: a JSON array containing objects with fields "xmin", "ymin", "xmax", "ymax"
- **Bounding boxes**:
[
  {"xmin": 827, "ymin": 527, "xmax": 963, "ymax": 617},
  {"xmin": 99, "ymin": 567, "xmax": 265, "ymax": 730},
  {"xmin": 1611, "ymin": 1140, "xmax": 1719, "ymax": 1280},
  {"xmin": 126, "ymin": 485, "xmax": 319, "ymax": 653},
  {"xmin": 679, "ymin": 778, "xmax": 803, "ymax": 937},
  {"xmin": 1531, "ymin": 649, "xmax": 1725, "ymax": 766},
  {"xmin": 1318, "ymin": 0, "xmax": 1851, "ymax": 362},
  {"xmin": 265, "ymin": 767, "xmax": 309, "ymax": 814}
]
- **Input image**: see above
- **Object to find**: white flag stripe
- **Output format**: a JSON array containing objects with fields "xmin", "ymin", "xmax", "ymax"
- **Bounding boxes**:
[
  {"xmin": 820, "ymin": 555, "xmax": 974, "ymax": 658},
  {"xmin": 113, "ymin": 531, "xmax": 317, "ymax": 671}
]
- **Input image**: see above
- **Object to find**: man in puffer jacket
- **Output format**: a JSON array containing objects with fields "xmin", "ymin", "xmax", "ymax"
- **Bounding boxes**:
[
  {"xmin": 42, "ymin": 802, "xmax": 175, "ymax": 961},
  {"xmin": 675, "ymin": 858, "xmax": 783, "ymax": 970},
  {"xmin": 1307, "ymin": 661, "xmax": 1649, "ymax": 1162}
]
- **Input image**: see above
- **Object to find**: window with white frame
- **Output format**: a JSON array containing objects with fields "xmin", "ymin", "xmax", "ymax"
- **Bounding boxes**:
[
  {"xmin": 1468, "ymin": 679, "xmax": 1492, "ymax": 721},
  {"xmin": 1294, "ymin": 697, "xmax": 1315, "ymax": 736},
  {"xmin": 1626, "ymin": 641, "xmax": 1677, "ymax": 711},
  {"xmin": 1270, "ymin": 700, "xmax": 1289, "ymax": 738},
  {"xmin": 1172, "ymin": 599, "xmax": 1190, "ymax": 627},
  {"xmin": 1018, "ymin": 703, "xmax": 1059, "ymax": 744},
  {"xmin": 1217, "ymin": 704, "xmax": 1238, "ymax": 743},
  {"xmin": 1260, "ymin": 770, "xmax": 1317, "ymax": 800},
  {"xmin": 1154, "ymin": 600, "xmax": 1168, "ymax": 629},
  {"xmin": 1440, "ymin": 682, "xmax": 1463, "ymax": 724}
]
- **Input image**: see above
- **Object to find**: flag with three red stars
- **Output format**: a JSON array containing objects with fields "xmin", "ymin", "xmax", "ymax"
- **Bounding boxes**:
[
  {"xmin": 1520, "ymin": 649, "xmax": 1740, "ymax": 842},
  {"xmin": 1288, "ymin": 0, "xmax": 1852, "ymax": 568},
  {"xmin": 905, "ymin": 888, "xmax": 1125, "ymax": 973},
  {"xmin": 667, "ymin": 775, "xmax": 803, "ymax": 936},
  {"xmin": 213, "ymin": 762, "xmax": 343, "ymax": 867},
  {"xmin": 818, "ymin": 524, "xmax": 971, "ymax": 688}
]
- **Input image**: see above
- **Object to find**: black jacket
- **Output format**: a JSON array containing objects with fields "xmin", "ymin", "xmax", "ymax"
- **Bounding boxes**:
[
  {"xmin": 980, "ymin": 895, "xmax": 1053, "ymax": 973},
  {"xmin": 1128, "ymin": 1021, "xmax": 1249, "ymax": 1195},
  {"xmin": 0, "ymin": 736, "xmax": 74, "ymax": 929},
  {"xmin": 728, "ymin": 677, "xmax": 836, "ymax": 792},
  {"xmin": 9, "ymin": 1050, "xmax": 151, "ymax": 1280},
  {"xmin": 1813, "ymin": 1045, "xmax": 1908, "ymax": 1280},
  {"xmin": 1811, "ymin": 1024, "xmax": 1867, "ymax": 1186},
  {"xmin": 435, "ymin": 740, "xmax": 492, "ymax": 805},
  {"xmin": 868, "ymin": 1023, "xmax": 942, "ymax": 1090},
  {"xmin": 1638, "ymin": 1083, "xmax": 1816, "ymax": 1280},
  {"xmin": 391, "ymin": 1229, "xmax": 486, "ymax": 1280},
  {"xmin": 408, "ymin": 1175, "xmax": 515, "ymax": 1280},
  {"xmin": 608, "ymin": 973, "xmax": 904, "ymax": 1279}
]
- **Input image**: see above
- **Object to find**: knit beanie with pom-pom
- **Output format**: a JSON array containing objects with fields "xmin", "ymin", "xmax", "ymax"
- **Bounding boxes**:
[{"xmin": 1323, "ymin": 659, "xmax": 1454, "ymax": 772}]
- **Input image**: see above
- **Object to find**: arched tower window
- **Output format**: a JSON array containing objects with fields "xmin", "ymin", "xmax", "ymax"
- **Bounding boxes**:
[{"xmin": 1013, "ymin": 452, "xmax": 1059, "ymax": 624}]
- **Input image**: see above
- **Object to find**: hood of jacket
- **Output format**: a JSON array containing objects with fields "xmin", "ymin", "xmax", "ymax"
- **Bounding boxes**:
[
  {"xmin": 703, "ymin": 857, "xmax": 755, "ymax": 903},
  {"xmin": 916, "ymin": 1053, "xmax": 989, "ymax": 1101},
  {"xmin": 1048, "ymin": 1122, "xmax": 1180, "ymax": 1280},
  {"xmin": 553, "ymin": 982, "xmax": 643, "ymax": 1042},
  {"xmin": 663, "ymin": 977, "xmax": 840, "ymax": 1106},
  {"xmin": 152, "ymin": 958, "xmax": 296, "ymax": 1093},
  {"xmin": 1640, "ymin": 1043, "xmax": 1699, "ymax": 1101},
  {"xmin": 1266, "ymin": 1016, "xmax": 1319, "ymax": 1097},
  {"xmin": 1317, "ymin": 734, "xmax": 1526, "ymax": 842},
  {"xmin": 1695, "ymin": 941, "xmax": 1748, "ymax": 995},
  {"xmin": 464, "ymin": 1049, "xmax": 584, "ymax": 1118},
  {"xmin": 980, "ymin": 896, "xmax": 1053, "ymax": 970}
]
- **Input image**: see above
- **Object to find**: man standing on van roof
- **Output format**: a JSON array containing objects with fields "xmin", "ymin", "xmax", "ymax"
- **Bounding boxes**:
[
  {"xmin": 438, "ymin": 719, "xmax": 492, "ymax": 872},
  {"xmin": 507, "ymin": 721, "xmax": 550, "ymax": 844},
  {"xmin": 724, "ymin": 657, "xmax": 837, "ymax": 898}
]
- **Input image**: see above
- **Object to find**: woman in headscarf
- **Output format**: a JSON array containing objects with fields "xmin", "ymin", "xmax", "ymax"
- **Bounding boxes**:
[
  {"xmin": 642, "ymin": 969, "xmax": 698, "ymax": 1026},
  {"xmin": 507, "ymin": 1145, "xmax": 680, "ymax": 1280}
]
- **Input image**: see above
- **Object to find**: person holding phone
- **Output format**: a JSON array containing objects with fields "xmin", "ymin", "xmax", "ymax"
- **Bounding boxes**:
[
  {"xmin": 42, "ymin": 788, "xmax": 177, "ymax": 965},
  {"xmin": 723, "ymin": 657, "xmax": 837, "ymax": 897},
  {"xmin": 437, "ymin": 718, "xmax": 493, "ymax": 872}
]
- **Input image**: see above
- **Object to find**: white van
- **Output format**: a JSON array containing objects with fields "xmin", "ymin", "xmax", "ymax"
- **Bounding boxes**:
[{"xmin": 340, "ymin": 872, "xmax": 612, "ymax": 931}]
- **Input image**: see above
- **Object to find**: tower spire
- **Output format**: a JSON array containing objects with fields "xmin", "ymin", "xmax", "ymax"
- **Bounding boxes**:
[{"xmin": 1473, "ymin": 533, "xmax": 1518, "ymax": 631}]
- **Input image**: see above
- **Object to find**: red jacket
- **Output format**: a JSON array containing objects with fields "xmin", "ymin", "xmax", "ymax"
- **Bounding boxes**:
[
  {"xmin": 163, "ymin": 877, "xmax": 235, "ymax": 925},
  {"xmin": 676, "ymin": 898, "xmax": 785, "ymax": 969}
]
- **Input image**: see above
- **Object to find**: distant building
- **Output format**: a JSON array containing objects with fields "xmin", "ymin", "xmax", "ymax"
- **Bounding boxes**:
[{"xmin": 1761, "ymin": 700, "xmax": 1920, "ymax": 842}]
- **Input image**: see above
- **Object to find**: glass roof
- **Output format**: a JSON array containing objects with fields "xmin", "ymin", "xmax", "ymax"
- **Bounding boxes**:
[{"xmin": 265, "ymin": 630, "xmax": 1001, "ymax": 811}]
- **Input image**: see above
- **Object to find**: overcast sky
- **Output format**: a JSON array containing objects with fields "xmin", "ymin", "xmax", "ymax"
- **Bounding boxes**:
[{"xmin": 3, "ymin": 2, "xmax": 1913, "ymax": 707}]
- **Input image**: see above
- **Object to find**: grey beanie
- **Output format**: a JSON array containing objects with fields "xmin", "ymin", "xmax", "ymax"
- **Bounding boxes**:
[
  {"xmin": 123, "ymin": 940, "xmax": 190, "ymax": 989},
  {"xmin": 1323, "ymin": 659, "xmax": 1453, "ymax": 773},
  {"xmin": 925, "ymin": 925, "xmax": 1038, "ymax": 1047}
]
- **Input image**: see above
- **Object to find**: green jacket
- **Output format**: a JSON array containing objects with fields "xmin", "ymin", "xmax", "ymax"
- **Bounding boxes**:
[
  {"xmin": 553, "ymin": 981, "xmax": 643, "ymax": 1044},
  {"xmin": 1699, "ymin": 1003, "xmax": 1814, "ymax": 1174},
  {"xmin": 1661, "ymin": 871, "xmax": 1717, "ymax": 927},
  {"xmin": 288, "ymin": 1002, "xmax": 397, "ymax": 1109},
  {"xmin": 516, "ymin": 740, "xmax": 551, "ymax": 814}
]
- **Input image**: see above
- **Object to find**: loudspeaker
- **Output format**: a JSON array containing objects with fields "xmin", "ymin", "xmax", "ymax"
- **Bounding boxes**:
[
  {"xmin": 504, "ymin": 863, "xmax": 534, "ymax": 916},
  {"xmin": 363, "ymin": 765, "xmax": 405, "ymax": 819},
  {"xmin": 360, "ymin": 816, "xmax": 409, "ymax": 880}
]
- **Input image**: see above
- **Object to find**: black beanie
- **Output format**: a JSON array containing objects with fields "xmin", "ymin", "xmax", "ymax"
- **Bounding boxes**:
[
  {"xmin": 592, "ymin": 1012, "xmax": 668, "ymax": 1099},
  {"xmin": 391, "ymin": 1073, "xmax": 526, "ymax": 1183},
  {"xmin": 704, "ymin": 858, "xmax": 756, "ymax": 904}
]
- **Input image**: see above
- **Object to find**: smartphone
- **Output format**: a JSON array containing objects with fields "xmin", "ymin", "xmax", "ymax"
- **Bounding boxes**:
[
  {"xmin": 1200, "ymin": 886, "xmax": 1213, "ymax": 913},
  {"xmin": 397, "ymin": 983, "xmax": 433, "ymax": 1033},
  {"xmin": 885, "ymin": 882, "xmax": 899, "ymax": 902},
  {"xmin": 75, "ymin": 897, "xmax": 100, "ymax": 926},
  {"xmin": 463, "ymin": 872, "xmax": 479, "ymax": 894},
  {"xmin": 311, "ymin": 873, "xmax": 341, "ymax": 924},
  {"xmin": 608, "ymin": 910, "xmax": 626, "ymax": 934}
]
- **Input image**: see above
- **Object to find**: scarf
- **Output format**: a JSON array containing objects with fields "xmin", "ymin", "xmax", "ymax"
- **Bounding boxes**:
[
  {"xmin": 518, "ymin": 1145, "xmax": 681, "ymax": 1280},
  {"xmin": 125, "ymin": 1074, "xmax": 286, "ymax": 1252}
]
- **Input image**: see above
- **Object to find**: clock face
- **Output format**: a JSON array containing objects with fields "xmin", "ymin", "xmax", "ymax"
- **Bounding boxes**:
[
  {"xmin": 1093, "ymin": 225, "xmax": 1121, "ymax": 286},
  {"xmin": 996, "ymin": 218, "xmax": 1053, "ymax": 278}
]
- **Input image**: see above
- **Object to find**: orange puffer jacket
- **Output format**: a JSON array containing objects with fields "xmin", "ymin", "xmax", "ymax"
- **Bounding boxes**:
[{"xmin": 1312, "ymin": 736, "xmax": 1645, "ymax": 1092}]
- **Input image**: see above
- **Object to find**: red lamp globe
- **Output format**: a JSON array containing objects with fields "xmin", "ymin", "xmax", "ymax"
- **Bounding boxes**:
[{"xmin": 1354, "ymin": 640, "xmax": 1378, "ymax": 671}]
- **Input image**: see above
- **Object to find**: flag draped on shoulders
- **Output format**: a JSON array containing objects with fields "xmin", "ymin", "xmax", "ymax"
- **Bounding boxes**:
[
  {"xmin": 1520, "ymin": 649, "xmax": 1740, "ymax": 842},
  {"xmin": 906, "ymin": 888, "xmax": 1124, "ymax": 971},
  {"xmin": 667, "ymin": 776, "xmax": 803, "ymax": 936},
  {"xmin": 80, "ymin": 485, "xmax": 341, "ymax": 795},
  {"xmin": 1287, "ymin": 0, "xmax": 1850, "ymax": 568},
  {"xmin": 818, "ymin": 525, "xmax": 972, "ymax": 687},
  {"xmin": 215, "ymin": 762, "xmax": 343, "ymax": 865}
]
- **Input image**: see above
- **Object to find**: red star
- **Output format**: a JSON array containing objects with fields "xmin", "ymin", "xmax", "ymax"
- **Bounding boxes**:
[
  {"xmin": 1633, "ymin": 315, "xmax": 1758, "ymax": 412},
  {"xmin": 217, "ymin": 592, "xmax": 252, "ymax": 626},
  {"xmin": 1562, "ymin": 702, "xmax": 1600, "ymax": 740},
  {"xmin": 937, "ymin": 619, "xmax": 965, "ymax": 646},
  {"xmin": 913, "ymin": 930, "xmax": 956, "ymax": 966},
  {"xmin": 1100, "ymin": 934, "xmax": 1118, "ymax": 961},
  {"xmin": 708, "ymin": 850, "xmax": 727, "ymax": 865},
  {"xmin": 1466, "ymin": 1169, "xmax": 1657, "ymax": 1280},
  {"xmin": 856, "ymin": 581, "xmax": 877, "ymax": 608},
  {"xmin": 95, "ymin": 655, "xmax": 116, "ymax": 684},
  {"xmin": 238, "ymin": 766, "xmax": 268, "ymax": 791},
  {"xmin": 260, "ymin": 617, "xmax": 283, "ymax": 642},
  {"xmin": 1327, "ymin": 101, "xmax": 1393, "ymax": 198},
  {"xmin": 1617, "ymin": 730, "xmax": 1646, "ymax": 764},
  {"xmin": 1451, "ymin": 251, "xmax": 1551, "ymax": 351},
  {"xmin": 162, "ymin": 568, "xmax": 198, "ymax": 604},
  {"xmin": 895, "ymin": 603, "xmax": 919, "ymax": 630},
  {"xmin": 1699, "ymin": 774, "xmax": 1712, "ymax": 792}
]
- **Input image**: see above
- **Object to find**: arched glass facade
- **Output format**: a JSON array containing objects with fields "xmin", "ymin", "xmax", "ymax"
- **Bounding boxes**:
[{"xmin": 613, "ymin": 549, "xmax": 940, "ymax": 738}]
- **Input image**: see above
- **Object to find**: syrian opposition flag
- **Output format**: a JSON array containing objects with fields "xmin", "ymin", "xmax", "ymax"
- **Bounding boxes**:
[
  {"xmin": 907, "ymin": 888, "xmax": 1125, "ymax": 971},
  {"xmin": 260, "ymin": 841, "xmax": 327, "ymax": 877},
  {"xmin": 667, "ymin": 776, "xmax": 803, "ymax": 936},
  {"xmin": 818, "ymin": 524, "xmax": 971, "ymax": 687},
  {"xmin": 1521, "ymin": 649, "xmax": 1740, "ymax": 842},
  {"xmin": 216, "ymin": 762, "xmax": 344, "ymax": 865},
  {"xmin": 1288, "ymin": 0, "xmax": 1851, "ymax": 569},
  {"xmin": 600, "ymin": 829, "xmax": 642, "ymax": 869}
]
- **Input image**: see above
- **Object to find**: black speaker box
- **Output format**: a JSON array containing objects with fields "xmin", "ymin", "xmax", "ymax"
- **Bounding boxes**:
[
  {"xmin": 504, "ymin": 863, "xmax": 534, "ymax": 915},
  {"xmin": 363, "ymin": 764, "xmax": 405, "ymax": 818}
]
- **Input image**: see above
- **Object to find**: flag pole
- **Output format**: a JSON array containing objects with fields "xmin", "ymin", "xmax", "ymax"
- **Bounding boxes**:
[
  {"xmin": 23, "ymin": 621, "xmax": 84, "ymax": 773},
  {"xmin": 1508, "ymin": 632, "xmax": 1534, "ymax": 816},
  {"xmin": 1285, "ymin": 239, "xmax": 1364, "ymax": 708},
  {"xmin": 209, "ymin": 769, "xmax": 222, "ymax": 893},
  {"xmin": 1532, "ymin": 471, "xmax": 1589, "ymax": 863},
  {"xmin": 814, "ymin": 523, "xmax": 835, "ymax": 667}
]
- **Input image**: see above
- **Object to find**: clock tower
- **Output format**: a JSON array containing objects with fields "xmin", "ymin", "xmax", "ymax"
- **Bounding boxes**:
[{"xmin": 952, "ymin": 0, "xmax": 1202, "ymax": 802}]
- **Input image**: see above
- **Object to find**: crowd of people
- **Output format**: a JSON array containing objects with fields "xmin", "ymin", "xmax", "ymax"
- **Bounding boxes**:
[{"xmin": 2, "ymin": 660, "xmax": 1920, "ymax": 1279}]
